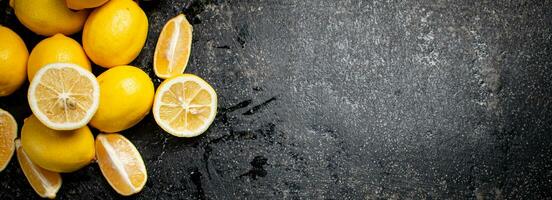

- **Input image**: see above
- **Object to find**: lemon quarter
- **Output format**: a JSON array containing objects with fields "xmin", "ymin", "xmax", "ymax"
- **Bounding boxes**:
[
  {"xmin": 0, "ymin": 108, "xmax": 17, "ymax": 171},
  {"xmin": 16, "ymin": 139, "xmax": 62, "ymax": 199},
  {"xmin": 95, "ymin": 133, "xmax": 147, "ymax": 196},
  {"xmin": 154, "ymin": 14, "xmax": 193, "ymax": 79}
]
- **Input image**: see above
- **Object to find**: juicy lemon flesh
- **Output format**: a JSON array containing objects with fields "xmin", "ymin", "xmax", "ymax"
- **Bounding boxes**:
[
  {"xmin": 27, "ymin": 34, "xmax": 91, "ymax": 81},
  {"xmin": 157, "ymin": 77, "xmax": 215, "ymax": 135},
  {"xmin": 16, "ymin": 140, "xmax": 61, "ymax": 199},
  {"xmin": 0, "ymin": 110, "xmax": 17, "ymax": 171},
  {"xmin": 96, "ymin": 133, "xmax": 146, "ymax": 196},
  {"xmin": 21, "ymin": 115, "xmax": 95, "ymax": 173},
  {"xmin": 154, "ymin": 14, "xmax": 192, "ymax": 79},
  {"xmin": 34, "ymin": 66, "xmax": 95, "ymax": 125}
]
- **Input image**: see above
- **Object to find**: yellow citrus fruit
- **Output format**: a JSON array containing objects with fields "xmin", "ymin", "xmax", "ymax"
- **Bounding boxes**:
[
  {"xmin": 154, "ymin": 14, "xmax": 193, "ymax": 79},
  {"xmin": 153, "ymin": 74, "xmax": 217, "ymax": 137},
  {"xmin": 9, "ymin": 0, "xmax": 88, "ymax": 36},
  {"xmin": 95, "ymin": 133, "xmax": 147, "ymax": 196},
  {"xmin": 90, "ymin": 66, "xmax": 154, "ymax": 133},
  {"xmin": 0, "ymin": 108, "xmax": 17, "ymax": 171},
  {"xmin": 66, "ymin": 0, "xmax": 109, "ymax": 10},
  {"xmin": 16, "ymin": 139, "xmax": 62, "ymax": 199},
  {"xmin": 0, "ymin": 25, "xmax": 28, "ymax": 97},
  {"xmin": 21, "ymin": 115, "xmax": 95, "ymax": 173},
  {"xmin": 27, "ymin": 34, "xmax": 91, "ymax": 81},
  {"xmin": 28, "ymin": 63, "xmax": 100, "ymax": 130},
  {"xmin": 83, "ymin": 0, "xmax": 148, "ymax": 68}
]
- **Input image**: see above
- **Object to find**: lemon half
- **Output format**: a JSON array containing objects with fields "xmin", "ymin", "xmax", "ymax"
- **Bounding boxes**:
[
  {"xmin": 28, "ymin": 63, "xmax": 99, "ymax": 130},
  {"xmin": 153, "ymin": 74, "xmax": 217, "ymax": 137}
]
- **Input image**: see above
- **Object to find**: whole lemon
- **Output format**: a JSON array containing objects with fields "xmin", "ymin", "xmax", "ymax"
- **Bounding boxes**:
[
  {"xmin": 27, "ymin": 34, "xmax": 91, "ymax": 81},
  {"xmin": 66, "ymin": 0, "xmax": 110, "ymax": 10},
  {"xmin": 90, "ymin": 66, "xmax": 154, "ymax": 132},
  {"xmin": 83, "ymin": 0, "xmax": 148, "ymax": 68},
  {"xmin": 0, "ymin": 26, "xmax": 28, "ymax": 97},
  {"xmin": 21, "ymin": 115, "xmax": 95, "ymax": 173},
  {"xmin": 9, "ymin": 0, "xmax": 88, "ymax": 36}
]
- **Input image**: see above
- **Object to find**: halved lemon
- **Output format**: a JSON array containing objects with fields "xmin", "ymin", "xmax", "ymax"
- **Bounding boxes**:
[
  {"xmin": 0, "ymin": 108, "xmax": 17, "ymax": 171},
  {"xmin": 16, "ymin": 139, "xmax": 62, "ymax": 199},
  {"xmin": 28, "ymin": 63, "xmax": 99, "ymax": 130},
  {"xmin": 153, "ymin": 74, "xmax": 217, "ymax": 137},
  {"xmin": 154, "ymin": 14, "xmax": 193, "ymax": 79},
  {"xmin": 95, "ymin": 133, "xmax": 147, "ymax": 196}
]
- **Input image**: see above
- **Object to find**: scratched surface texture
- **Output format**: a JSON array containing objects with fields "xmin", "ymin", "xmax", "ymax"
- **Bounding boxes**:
[{"xmin": 1, "ymin": 0, "xmax": 552, "ymax": 199}]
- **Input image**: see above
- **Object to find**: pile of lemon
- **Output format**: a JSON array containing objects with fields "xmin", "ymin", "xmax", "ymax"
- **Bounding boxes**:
[{"xmin": 0, "ymin": 0, "xmax": 217, "ymax": 198}]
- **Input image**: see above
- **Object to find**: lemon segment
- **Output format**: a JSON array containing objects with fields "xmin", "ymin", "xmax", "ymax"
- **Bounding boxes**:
[
  {"xmin": 16, "ymin": 139, "xmax": 62, "ymax": 199},
  {"xmin": 154, "ymin": 14, "xmax": 193, "ymax": 79},
  {"xmin": 95, "ymin": 133, "xmax": 147, "ymax": 196},
  {"xmin": 0, "ymin": 109, "xmax": 17, "ymax": 171},
  {"xmin": 153, "ymin": 74, "xmax": 217, "ymax": 137},
  {"xmin": 28, "ymin": 63, "xmax": 99, "ymax": 130}
]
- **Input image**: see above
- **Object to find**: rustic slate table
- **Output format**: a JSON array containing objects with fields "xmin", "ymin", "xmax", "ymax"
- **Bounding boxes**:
[{"xmin": 1, "ymin": 0, "xmax": 552, "ymax": 199}]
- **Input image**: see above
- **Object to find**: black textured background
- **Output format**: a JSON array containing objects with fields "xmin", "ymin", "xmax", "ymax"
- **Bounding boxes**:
[{"xmin": 1, "ymin": 0, "xmax": 552, "ymax": 199}]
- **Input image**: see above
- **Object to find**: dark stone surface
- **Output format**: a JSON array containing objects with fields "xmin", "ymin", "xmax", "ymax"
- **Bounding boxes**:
[{"xmin": 1, "ymin": 0, "xmax": 552, "ymax": 199}]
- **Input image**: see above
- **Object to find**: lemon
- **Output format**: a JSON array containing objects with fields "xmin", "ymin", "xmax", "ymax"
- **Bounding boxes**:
[
  {"xmin": 153, "ymin": 74, "xmax": 217, "ymax": 137},
  {"xmin": 90, "ymin": 66, "xmax": 154, "ymax": 133},
  {"xmin": 21, "ymin": 115, "xmax": 95, "ymax": 173},
  {"xmin": 0, "ymin": 26, "xmax": 28, "ymax": 97},
  {"xmin": 83, "ymin": 0, "xmax": 148, "ymax": 68},
  {"xmin": 27, "ymin": 34, "xmax": 91, "ymax": 81},
  {"xmin": 66, "ymin": 0, "xmax": 109, "ymax": 10},
  {"xmin": 9, "ymin": 0, "xmax": 88, "ymax": 36}
]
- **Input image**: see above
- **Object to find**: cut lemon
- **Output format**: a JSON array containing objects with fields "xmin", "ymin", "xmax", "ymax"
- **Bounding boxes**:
[
  {"xmin": 95, "ymin": 133, "xmax": 147, "ymax": 196},
  {"xmin": 16, "ymin": 139, "xmax": 62, "ymax": 199},
  {"xmin": 28, "ymin": 63, "xmax": 100, "ymax": 130},
  {"xmin": 154, "ymin": 14, "xmax": 193, "ymax": 79},
  {"xmin": 153, "ymin": 74, "xmax": 217, "ymax": 137},
  {"xmin": 0, "ymin": 108, "xmax": 17, "ymax": 171}
]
